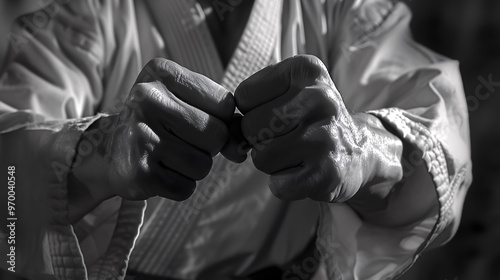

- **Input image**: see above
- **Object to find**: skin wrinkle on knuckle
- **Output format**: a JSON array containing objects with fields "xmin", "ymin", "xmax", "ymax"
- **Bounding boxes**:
[
  {"xmin": 164, "ymin": 99, "xmax": 216, "ymax": 146},
  {"xmin": 150, "ymin": 83, "xmax": 172, "ymax": 107},
  {"xmin": 243, "ymin": 56, "xmax": 361, "ymax": 202},
  {"xmin": 131, "ymin": 80, "xmax": 227, "ymax": 168},
  {"xmin": 168, "ymin": 68, "xmax": 234, "ymax": 122},
  {"xmin": 187, "ymin": 116, "xmax": 227, "ymax": 156},
  {"xmin": 141, "ymin": 58, "xmax": 169, "ymax": 82},
  {"xmin": 181, "ymin": 108, "xmax": 207, "ymax": 131},
  {"xmin": 291, "ymin": 55, "xmax": 326, "ymax": 85},
  {"xmin": 130, "ymin": 83, "xmax": 151, "ymax": 105},
  {"xmin": 160, "ymin": 58, "xmax": 179, "ymax": 77},
  {"xmin": 137, "ymin": 122, "xmax": 160, "ymax": 145}
]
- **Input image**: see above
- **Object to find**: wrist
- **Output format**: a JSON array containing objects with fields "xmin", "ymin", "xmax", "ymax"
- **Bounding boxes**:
[
  {"xmin": 68, "ymin": 116, "xmax": 117, "ymax": 222},
  {"xmin": 347, "ymin": 113, "xmax": 438, "ymax": 227},
  {"xmin": 351, "ymin": 112, "xmax": 404, "ymax": 199}
]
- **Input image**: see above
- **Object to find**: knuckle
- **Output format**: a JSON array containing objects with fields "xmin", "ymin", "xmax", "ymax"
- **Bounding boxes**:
[
  {"xmin": 130, "ymin": 82, "xmax": 145, "ymax": 95},
  {"xmin": 137, "ymin": 122, "xmax": 159, "ymax": 144},
  {"xmin": 300, "ymin": 86, "xmax": 339, "ymax": 119},
  {"xmin": 145, "ymin": 58, "xmax": 181, "ymax": 81},
  {"xmin": 146, "ymin": 57, "xmax": 165, "ymax": 70},
  {"xmin": 306, "ymin": 86, "xmax": 330, "ymax": 102},
  {"xmin": 141, "ymin": 58, "xmax": 167, "ymax": 80},
  {"xmin": 296, "ymin": 54, "xmax": 324, "ymax": 70},
  {"xmin": 302, "ymin": 126, "xmax": 334, "ymax": 154},
  {"xmin": 138, "ymin": 82, "xmax": 171, "ymax": 105},
  {"xmin": 128, "ymin": 85, "xmax": 150, "ymax": 112},
  {"xmin": 161, "ymin": 60, "xmax": 189, "ymax": 82},
  {"xmin": 160, "ymin": 59, "xmax": 178, "ymax": 73},
  {"xmin": 294, "ymin": 54, "xmax": 321, "ymax": 67},
  {"xmin": 315, "ymin": 87, "xmax": 336, "ymax": 109},
  {"xmin": 130, "ymin": 82, "xmax": 151, "ymax": 102},
  {"xmin": 291, "ymin": 55, "xmax": 328, "ymax": 82}
]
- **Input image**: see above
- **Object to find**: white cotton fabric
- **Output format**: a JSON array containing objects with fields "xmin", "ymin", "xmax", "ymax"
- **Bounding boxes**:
[{"xmin": 0, "ymin": 0, "xmax": 471, "ymax": 279}]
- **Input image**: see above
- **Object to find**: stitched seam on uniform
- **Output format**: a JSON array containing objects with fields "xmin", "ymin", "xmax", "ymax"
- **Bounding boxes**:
[
  {"xmin": 48, "ymin": 118, "xmax": 103, "ymax": 280},
  {"xmin": 368, "ymin": 108, "xmax": 462, "ymax": 278},
  {"xmin": 88, "ymin": 200, "xmax": 145, "ymax": 280},
  {"xmin": 368, "ymin": 108, "xmax": 451, "ymax": 229},
  {"xmin": 220, "ymin": 0, "xmax": 283, "ymax": 92}
]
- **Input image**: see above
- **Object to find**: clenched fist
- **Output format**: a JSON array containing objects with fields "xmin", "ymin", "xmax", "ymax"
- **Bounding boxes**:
[
  {"xmin": 233, "ymin": 55, "xmax": 404, "ymax": 203},
  {"xmin": 71, "ymin": 58, "xmax": 235, "ymax": 203}
]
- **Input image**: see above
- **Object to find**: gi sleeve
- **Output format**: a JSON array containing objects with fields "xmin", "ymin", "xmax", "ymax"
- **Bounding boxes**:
[
  {"xmin": 0, "ymin": 1, "xmax": 144, "ymax": 279},
  {"xmin": 314, "ymin": 1, "xmax": 472, "ymax": 279}
]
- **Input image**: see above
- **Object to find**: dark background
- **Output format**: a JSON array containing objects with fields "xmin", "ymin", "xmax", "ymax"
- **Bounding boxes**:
[{"xmin": 401, "ymin": 0, "xmax": 500, "ymax": 279}]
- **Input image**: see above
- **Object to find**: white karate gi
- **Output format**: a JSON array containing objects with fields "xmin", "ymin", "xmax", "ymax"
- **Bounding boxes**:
[{"xmin": 0, "ymin": 0, "xmax": 471, "ymax": 279}]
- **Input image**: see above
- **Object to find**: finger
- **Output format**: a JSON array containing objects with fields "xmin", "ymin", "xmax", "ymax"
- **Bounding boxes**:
[
  {"xmin": 220, "ymin": 113, "xmax": 251, "ymax": 163},
  {"xmin": 268, "ymin": 162, "xmax": 329, "ymax": 201},
  {"xmin": 137, "ymin": 58, "xmax": 235, "ymax": 123},
  {"xmin": 257, "ymin": 127, "xmax": 337, "ymax": 201},
  {"xmin": 241, "ymin": 86, "xmax": 337, "ymax": 145},
  {"xmin": 151, "ymin": 128, "xmax": 213, "ymax": 181},
  {"xmin": 240, "ymin": 93, "xmax": 301, "ymax": 144},
  {"xmin": 146, "ymin": 161, "xmax": 197, "ymax": 201},
  {"xmin": 130, "ymin": 123, "xmax": 198, "ymax": 201},
  {"xmin": 234, "ymin": 55, "xmax": 329, "ymax": 114},
  {"xmin": 250, "ymin": 129, "xmax": 307, "ymax": 175},
  {"xmin": 131, "ymin": 82, "xmax": 229, "ymax": 156}
]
